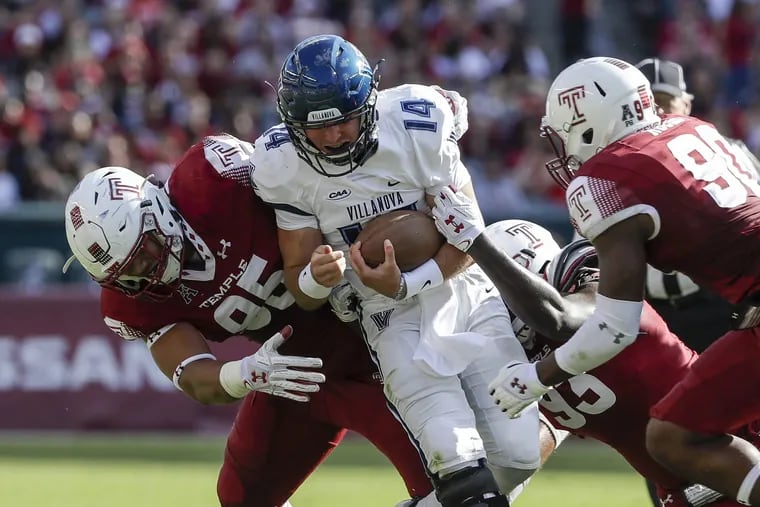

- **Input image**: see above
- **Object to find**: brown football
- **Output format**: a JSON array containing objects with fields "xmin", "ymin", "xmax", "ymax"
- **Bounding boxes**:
[{"xmin": 356, "ymin": 210, "xmax": 444, "ymax": 271}]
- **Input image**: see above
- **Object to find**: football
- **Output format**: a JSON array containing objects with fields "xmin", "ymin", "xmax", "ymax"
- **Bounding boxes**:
[{"xmin": 356, "ymin": 210, "xmax": 444, "ymax": 271}]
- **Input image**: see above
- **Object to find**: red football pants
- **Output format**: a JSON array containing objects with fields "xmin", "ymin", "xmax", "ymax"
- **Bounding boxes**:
[
  {"xmin": 217, "ymin": 379, "xmax": 433, "ymax": 507},
  {"xmin": 651, "ymin": 328, "xmax": 760, "ymax": 434}
]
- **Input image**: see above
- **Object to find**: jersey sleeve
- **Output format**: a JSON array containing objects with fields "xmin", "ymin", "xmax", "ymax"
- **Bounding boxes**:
[
  {"xmin": 101, "ymin": 290, "xmax": 180, "ymax": 347},
  {"xmin": 565, "ymin": 170, "xmax": 660, "ymax": 242},
  {"xmin": 386, "ymin": 85, "xmax": 472, "ymax": 192},
  {"xmin": 197, "ymin": 134, "xmax": 256, "ymax": 188},
  {"xmin": 249, "ymin": 127, "xmax": 319, "ymax": 230}
]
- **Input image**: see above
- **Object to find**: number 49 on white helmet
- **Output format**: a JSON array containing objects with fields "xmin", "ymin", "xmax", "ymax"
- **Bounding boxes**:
[{"xmin": 541, "ymin": 56, "xmax": 660, "ymax": 188}]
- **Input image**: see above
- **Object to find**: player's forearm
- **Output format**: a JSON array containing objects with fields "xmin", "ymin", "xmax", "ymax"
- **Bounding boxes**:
[
  {"xmin": 535, "ymin": 353, "xmax": 574, "ymax": 387},
  {"xmin": 432, "ymin": 242, "xmax": 473, "ymax": 279},
  {"xmin": 469, "ymin": 234, "xmax": 574, "ymax": 339},
  {"xmin": 177, "ymin": 361, "xmax": 239, "ymax": 404},
  {"xmin": 284, "ymin": 266, "xmax": 328, "ymax": 311}
]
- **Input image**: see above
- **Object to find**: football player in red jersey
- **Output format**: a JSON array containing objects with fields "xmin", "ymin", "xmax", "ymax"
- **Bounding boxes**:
[
  {"xmin": 62, "ymin": 134, "xmax": 439, "ymax": 507},
  {"xmin": 433, "ymin": 57, "xmax": 760, "ymax": 505},
  {"xmin": 462, "ymin": 218, "xmax": 753, "ymax": 507}
]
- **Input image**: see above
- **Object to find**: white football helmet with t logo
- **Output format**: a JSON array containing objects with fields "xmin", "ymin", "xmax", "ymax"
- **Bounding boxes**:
[
  {"xmin": 64, "ymin": 166, "xmax": 184, "ymax": 300},
  {"xmin": 541, "ymin": 56, "xmax": 660, "ymax": 187},
  {"xmin": 483, "ymin": 220, "xmax": 561, "ymax": 345}
]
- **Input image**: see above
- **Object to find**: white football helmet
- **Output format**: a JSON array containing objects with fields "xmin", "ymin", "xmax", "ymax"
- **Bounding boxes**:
[
  {"xmin": 483, "ymin": 220, "xmax": 561, "ymax": 346},
  {"xmin": 541, "ymin": 56, "xmax": 660, "ymax": 187},
  {"xmin": 63, "ymin": 166, "xmax": 184, "ymax": 300},
  {"xmin": 483, "ymin": 219, "xmax": 560, "ymax": 277}
]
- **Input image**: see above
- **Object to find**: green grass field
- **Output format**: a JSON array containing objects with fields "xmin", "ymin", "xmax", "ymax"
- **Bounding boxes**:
[{"xmin": 0, "ymin": 433, "xmax": 652, "ymax": 506}]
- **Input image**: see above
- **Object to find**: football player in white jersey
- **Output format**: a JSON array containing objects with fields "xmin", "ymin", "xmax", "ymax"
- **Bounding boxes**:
[{"xmin": 251, "ymin": 35, "xmax": 540, "ymax": 507}]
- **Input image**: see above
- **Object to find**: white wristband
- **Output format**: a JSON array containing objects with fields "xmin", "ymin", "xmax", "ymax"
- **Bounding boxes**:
[
  {"xmin": 554, "ymin": 294, "xmax": 643, "ymax": 375},
  {"xmin": 172, "ymin": 353, "xmax": 217, "ymax": 391},
  {"xmin": 400, "ymin": 258, "xmax": 444, "ymax": 300},
  {"xmin": 219, "ymin": 359, "xmax": 249, "ymax": 398},
  {"xmin": 298, "ymin": 263, "xmax": 332, "ymax": 299}
]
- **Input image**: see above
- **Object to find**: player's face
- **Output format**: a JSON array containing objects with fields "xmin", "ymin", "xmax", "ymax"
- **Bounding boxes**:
[
  {"xmin": 122, "ymin": 233, "xmax": 164, "ymax": 279},
  {"xmin": 654, "ymin": 92, "xmax": 692, "ymax": 116},
  {"xmin": 304, "ymin": 118, "xmax": 361, "ymax": 156}
]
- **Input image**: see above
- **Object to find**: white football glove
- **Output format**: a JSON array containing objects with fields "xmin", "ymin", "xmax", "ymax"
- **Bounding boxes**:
[
  {"xmin": 328, "ymin": 279, "xmax": 359, "ymax": 323},
  {"xmin": 228, "ymin": 326, "xmax": 326, "ymax": 402},
  {"xmin": 489, "ymin": 360, "xmax": 551, "ymax": 418},
  {"xmin": 431, "ymin": 185, "xmax": 485, "ymax": 252},
  {"xmin": 432, "ymin": 85, "xmax": 469, "ymax": 141}
]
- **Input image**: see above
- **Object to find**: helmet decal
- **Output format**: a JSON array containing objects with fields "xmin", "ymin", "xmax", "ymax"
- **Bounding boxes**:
[
  {"xmin": 87, "ymin": 241, "xmax": 113, "ymax": 266},
  {"xmin": 108, "ymin": 178, "xmax": 141, "ymax": 200},
  {"xmin": 69, "ymin": 205, "xmax": 84, "ymax": 230},
  {"xmin": 557, "ymin": 85, "xmax": 587, "ymax": 127}
]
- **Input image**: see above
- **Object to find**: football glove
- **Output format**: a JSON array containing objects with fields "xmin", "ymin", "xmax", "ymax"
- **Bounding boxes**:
[
  {"xmin": 489, "ymin": 360, "xmax": 551, "ymax": 418},
  {"xmin": 221, "ymin": 326, "xmax": 326, "ymax": 402},
  {"xmin": 431, "ymin": 185, "xmax": 485, "ymax": 252}
]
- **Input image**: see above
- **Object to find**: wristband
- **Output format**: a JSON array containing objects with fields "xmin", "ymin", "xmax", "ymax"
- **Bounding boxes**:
[
  {"xmin": 298, "ymin": 263, "xmax": 332, "ymax": 299},
  {"xmin": 172, "ymin": 353, "xmax": 217, "ymax": 391},
  {"xmin": 219, "ymin": 359, "xmax": 248, "ymax": 398},
  {"xmin": 397, "ymin": 258, "xmax": 444, "ymax": 300},
  {"xmin": 554, "ymin": 294, "xmax": 642, "ymax": 375}
]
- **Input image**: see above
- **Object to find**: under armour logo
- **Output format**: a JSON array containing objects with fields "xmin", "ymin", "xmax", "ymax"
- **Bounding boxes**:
[
  {"xmin": 598, "ymin": 322, "xmax": 626, "ymax": 344},
  {"xmin": 444, "ymin": 215, "xmax": 464, "ymax": 233},
  {"xmin": 510, "ymin": 378, "xmax": 527, "ymax": 395},
  {"xmin": 249, "ymin": 371, "xmax": 268, "ymax": 384},
  {"xmin": 218, "ymin": 240, "xmax": 231, "ymax": 259},
  {"xmin": 659, "ymin": 494, "xmax": 674, "ymax": 506}
]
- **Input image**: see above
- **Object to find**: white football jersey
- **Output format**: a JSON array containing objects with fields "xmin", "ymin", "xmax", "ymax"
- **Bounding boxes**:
[{"xmin": 251, "ymin": 84, "xmax": 471, "ymax": 298}]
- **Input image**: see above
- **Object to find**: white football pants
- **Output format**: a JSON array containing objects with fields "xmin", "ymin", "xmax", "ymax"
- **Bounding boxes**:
[{"xmin": 358, "ymin": 267, "xmax": 541, "ymax": 493}]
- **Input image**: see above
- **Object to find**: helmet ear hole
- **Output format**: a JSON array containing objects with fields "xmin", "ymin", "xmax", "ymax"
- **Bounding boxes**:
[{"xmin": 582, "ymin": 128, "xmax": 594, "ymax": 144}]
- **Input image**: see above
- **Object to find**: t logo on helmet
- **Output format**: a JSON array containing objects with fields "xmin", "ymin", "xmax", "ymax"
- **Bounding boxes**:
[
  {"xmin": 505, "ymin": 222, "xmax": 545, "ymax": 250},
  {"xmin": 108, "ymin": 178, "xmax": 141, "ymax": 200},
  {"xmin": 558, "ymin": 85, "xmax": 587, "ymax": 126}
]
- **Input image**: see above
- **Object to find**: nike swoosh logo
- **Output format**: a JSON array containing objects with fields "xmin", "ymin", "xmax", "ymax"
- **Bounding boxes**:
[
  {"xmin": 485, "ymin": 287, "xmax": 495, "ymax": 293},
  {"xmin": 422, "ymin": 280, "xmax": 432, "ymax": 289},
  {"xmin": 387, "ymin": 181, "xmax": 401, "ymax": 187}
]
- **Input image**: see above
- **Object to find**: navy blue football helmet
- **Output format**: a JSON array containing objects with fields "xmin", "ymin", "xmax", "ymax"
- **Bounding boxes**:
[{"xmin": 277, "ymin": 34, "xmax": 380, "ymax": 177}]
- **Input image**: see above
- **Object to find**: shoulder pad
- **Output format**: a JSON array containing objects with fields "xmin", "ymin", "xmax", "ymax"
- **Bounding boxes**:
[
  {"xmin": 548, "ymin": 239, "xmax": 599, "ymax": 293},
  {"xmin": 201, "ymin": 134, "xmax": 255, "ymax": 185}
]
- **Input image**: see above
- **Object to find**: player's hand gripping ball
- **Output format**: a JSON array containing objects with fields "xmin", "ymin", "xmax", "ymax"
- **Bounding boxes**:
[{"xmin": 356, "ymin": 210, "xmax": 444, "ymax": 271}]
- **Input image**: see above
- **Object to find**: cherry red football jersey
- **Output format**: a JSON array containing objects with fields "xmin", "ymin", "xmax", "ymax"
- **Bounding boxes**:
[
  {"xmin": 529, "ymin": 302, "xmax": 697, "ymax": 488},
  {"xmin": 566, "ymin": 114, "xmax": 760, "ymax": 304},
  {"xmin": 101, "ymin": 135, "xmax": 375, "ymax": 381}
]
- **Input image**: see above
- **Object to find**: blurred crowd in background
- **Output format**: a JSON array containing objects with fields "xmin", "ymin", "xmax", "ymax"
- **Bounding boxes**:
[{"xmin": 0, "ymin": 0, "xmax": 758, "ymax": 221}]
